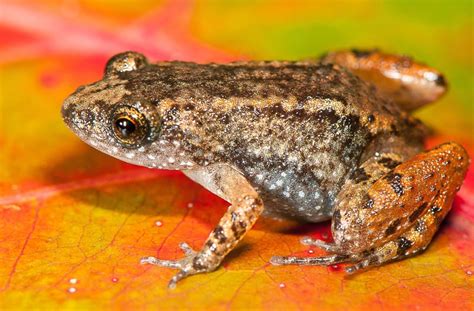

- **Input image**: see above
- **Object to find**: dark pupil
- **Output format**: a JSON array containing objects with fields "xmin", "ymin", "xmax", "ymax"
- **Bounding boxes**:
[{"xmin": 115, "ymin": 118, "xmax": 136, "ymax": 137}]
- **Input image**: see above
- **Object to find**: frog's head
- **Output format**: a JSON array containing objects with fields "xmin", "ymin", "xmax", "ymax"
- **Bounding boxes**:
[{"xmin": 61, "ymin": 51, "xmax": 195, "ymax": 170}]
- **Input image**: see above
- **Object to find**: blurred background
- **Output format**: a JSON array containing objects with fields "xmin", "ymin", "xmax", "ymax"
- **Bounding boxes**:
[
  {"xmin": 0, "ymin": 1, "xmax": 473, "ymax": 310},
  {"xmin": 1, "ymin": 0, "xmax": 472, "ymax": 141}
]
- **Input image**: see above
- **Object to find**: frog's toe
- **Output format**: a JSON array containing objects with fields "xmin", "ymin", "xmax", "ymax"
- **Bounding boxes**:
[
  {"xmin": 168, "ymin": 270, "xmax": 190, "ymax": 289},
  {"xmin": 177, "ymin": 241, "xmax": 197, "ymax": 256},
  {"xmin": 270, "ymin": 254, "xmax": 351, "ymax": 266},
  {"xmin": 140, "ymin": 242, "xmax": 197, "ymax": 267},
  {"xmin": 344, "ymin": 258, "xmax": 375, "ymax": 274},
  {"xmin": 140, "ymin": 256, "xmax": 183, "ymax": 268},
  {"xmin": 300, "ymin": 237, "xmax": 343, "ymax": 253}
]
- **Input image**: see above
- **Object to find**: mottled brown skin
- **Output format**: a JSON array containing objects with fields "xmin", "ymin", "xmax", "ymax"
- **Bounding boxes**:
[{"xmin": 61, "ymin": 49, "xmax": 469, "ymax": 288}]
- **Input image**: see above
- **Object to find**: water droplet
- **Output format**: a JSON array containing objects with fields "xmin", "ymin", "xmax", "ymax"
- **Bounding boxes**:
[
  {"xmin": 279, "ymin": 283, "xmax": 286, "ymax": 288},
  {"xmin": 308, "ymin": 249, "xmax": 314, "ymax": 254},
  {"xmin": 187, "ymin": 203, "xmax": 194, "ymax": 208},
  {"xmin": 69, "ymin": 278, "xmax": 78, "ymax": 284},
  {"xmin": 466, "ymin": 270, "xmax": 473, "ymax": 276},
  {"xmin": 155, "ymin": 220, "xmax": 163, "ymax": 227},
  {"xmin": 112, "ymin": 277, "xmax": 119, "ymax": 283},
  {"xmin": 68, "ymin": 287, "xmax": 77, "ymax": 293},
  {"xmin": 329, "ymin": 264, "xmax": 341, "ymax": 272}
]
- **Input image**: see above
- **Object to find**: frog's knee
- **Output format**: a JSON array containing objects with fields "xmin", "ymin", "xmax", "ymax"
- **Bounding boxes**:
[{"xmin": 321, "ymin": 49, "xmax": 448, "ymax": 111}]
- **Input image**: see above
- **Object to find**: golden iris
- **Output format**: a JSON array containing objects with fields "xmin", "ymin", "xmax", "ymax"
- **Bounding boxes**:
[{"xmin": 112, "ymin": 106, "xmax": 149, "ymax": 146}]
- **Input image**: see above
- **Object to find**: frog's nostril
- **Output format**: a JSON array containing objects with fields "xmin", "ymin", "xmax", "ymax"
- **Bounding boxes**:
[
  {"xmin": 67, "ymin": 108, "xmax": 96, "ymax": 131},
  {"xmin": 61, "ymin": 100, "xmax": 76, "ymax": 123}
]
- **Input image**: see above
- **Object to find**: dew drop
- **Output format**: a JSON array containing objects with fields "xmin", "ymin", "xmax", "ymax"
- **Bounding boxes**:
[
  {"xmin": 69, "ymin": 278, "xmax": 78, "ymax": 284},
  {"xmin": 308, "ymin": 249, "xmax": 315, "ymax": 254},
  {"xmin": 466, "ymin": 270, "xmax": 473, "ymax": 276},
  {"xmin": 112, "ymin": 277, "xmax": 119, "ymax": 283},
  {"xmin": 279, "ymin": 283, "xmax": 286, "ymax": 288},
  {"xmin": 68, "ymin": 287, "xmax": 77, "ymax": 293},
  {"xmin": 155, "ymin": 220, "xmax": 163, "ymax": 227},
  {"xmin": 187, "ymin": 203, "xmax": 194, "ymax": 208}
]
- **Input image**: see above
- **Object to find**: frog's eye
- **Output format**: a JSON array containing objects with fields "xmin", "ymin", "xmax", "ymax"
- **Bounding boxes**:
[
  {"xmin": 114, "ymin": 117, "xmax": 137, "ymax": 138},
  {"xmin": 112, "ymin": 106, "xmax": 150, "ymax": 147}
]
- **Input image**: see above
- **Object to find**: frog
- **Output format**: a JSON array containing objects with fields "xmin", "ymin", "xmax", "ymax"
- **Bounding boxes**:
[{"xmin": 61, "ymin": 49, "xmax": 469, "ymax": 288}]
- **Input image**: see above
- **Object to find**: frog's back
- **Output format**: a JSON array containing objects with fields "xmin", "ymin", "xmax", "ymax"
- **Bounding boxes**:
[
  {"xmin": 128, "ymin": 60, "xmax": 403, "ymax": 117},
  {"xmin": 130, "ymin": 61, "xmax": 425, "ymax": 222}
]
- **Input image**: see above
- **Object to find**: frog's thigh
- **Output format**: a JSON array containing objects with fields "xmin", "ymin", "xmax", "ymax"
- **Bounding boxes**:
[
  {"xmin": 333, "ymin": 142, "xmax": 468, "ymax": 271},
  {"xmin": 321, "ymin": 49, "xmax": 447, "ymax": 111},
  {"xmin": 344, "ymin": 189, "xmax": 457, "ymax": 273},
  {"xmin": 334, "ymin": 142, "xmax": 468, "ymax": 251}
]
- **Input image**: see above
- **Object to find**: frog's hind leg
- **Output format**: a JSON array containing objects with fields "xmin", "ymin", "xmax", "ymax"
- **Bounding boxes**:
[
  {"xmin": 272, "ymin": 149, "xmax": 402, "ymax": 266},
  {"xmin": 320, "ymin": 49, "xmax": 447, "ymax": 111},
  {"xmin": 344, "ymin": 187, "xmax": 455, "ymax": 273},
  {"xmin": 271, "ymin": 142, "xmax": 469, "ymax": 272}
]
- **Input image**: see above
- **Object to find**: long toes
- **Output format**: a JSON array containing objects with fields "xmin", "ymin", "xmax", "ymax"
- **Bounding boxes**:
[
  {"xmin": 270, "ymin": 256, "xmax": 288, "ymax": 265},
  {"xmin": 140, "ymin": 256, "xmax": 182, "ymax": 269},
  {"xmin": 178, "ymin": 242, "xmax": 196, "ymax": 256},
  {"xmin": 168, "ymin": 270, "xmax": 188, "ymax": 289},
  {"xmin": 300, "ymin": 237, "xmax": 331, "ymax": 249},
  {"xmin": 271, "ymin": 254, "xmax": 350, "ymax": 266},
  {"xmin": 345, "ymin": 257, "xmax": 377, "ymax": 274},
  {"xmin": 300, "ymin": 237, "xmax": 343, "ymax": 253}
]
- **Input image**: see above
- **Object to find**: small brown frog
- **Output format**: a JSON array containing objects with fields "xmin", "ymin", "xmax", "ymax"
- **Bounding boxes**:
[{"xmin": 61, "ymin": 49, "xmax": 469, "ymax": 288}]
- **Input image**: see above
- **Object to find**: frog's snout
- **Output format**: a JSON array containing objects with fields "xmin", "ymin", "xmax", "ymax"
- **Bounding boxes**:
[{"xmin": 61, "ymin": 98, "xmax": 96, "ymax": 134}]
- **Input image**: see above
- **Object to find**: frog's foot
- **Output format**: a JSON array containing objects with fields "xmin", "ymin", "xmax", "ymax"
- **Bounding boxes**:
[
  {"xmin": 271, "ymin": 227, "xmax": 428, "ymax": 272},
  {"xmin": 141, "ymin": 242, "xmax": 218, "ymax": 289}
]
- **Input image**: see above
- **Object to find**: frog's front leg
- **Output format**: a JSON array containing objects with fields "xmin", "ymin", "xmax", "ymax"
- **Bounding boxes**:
[
  {"xmin": 272, "ymin": 142, "xmax": 469, "ymax": 272},
  {"xmin": 141, "ymin": 164, "xmax": 263, "ymax": 288}
]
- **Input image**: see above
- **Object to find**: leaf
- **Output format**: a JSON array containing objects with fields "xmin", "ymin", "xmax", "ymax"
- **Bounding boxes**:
[{"xmin": 0, "ymin": 1, "xmax": 473, "ymax": 310}]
